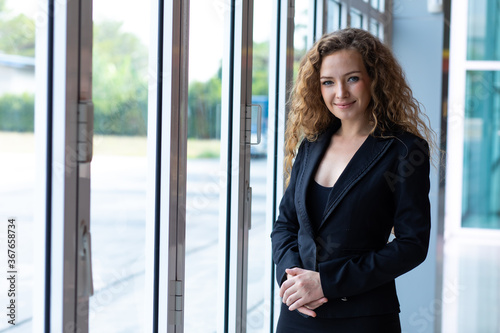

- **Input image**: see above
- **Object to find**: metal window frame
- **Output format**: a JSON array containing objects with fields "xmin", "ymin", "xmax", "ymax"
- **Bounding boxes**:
[
  {"xmin": 217, "ymin": 1, "xmax": 235, "ymax": 331},
  {"xmin": 34, "ymin": 0, "xmax": 53, "ymax": 330},
  {"xmin": 220, "ymin": 0, "xmax": 255, "ymax": 332},
  {"xmin": 144, "ymin": 0, "xmax": 190, "ymax": 332},
  {"xmin": 34, "ymin": 0, "xmax": 94, "ymax": 331},
  {"xmin": 268, "ymin": 0, "xmax": 296, "ymax": 331}
]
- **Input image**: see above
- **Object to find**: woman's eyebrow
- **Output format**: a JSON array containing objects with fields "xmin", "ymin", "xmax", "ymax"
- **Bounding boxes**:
[
  {"xmin": 320, "ymin": 70, "xmax": 362, "ymax": 79},
  {"xmin": 343, "ymin": 70, "xmax": 361, "ymax": 76}
]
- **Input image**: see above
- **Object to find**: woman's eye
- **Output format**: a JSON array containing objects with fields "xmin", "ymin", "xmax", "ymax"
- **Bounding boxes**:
[
  {"xmin": 348, "ymin": 76, "xmax": 359, "ymax": 82},
  {"xmin": 322, "ymin": 80, "xmax": 333, "ymax": 86}
]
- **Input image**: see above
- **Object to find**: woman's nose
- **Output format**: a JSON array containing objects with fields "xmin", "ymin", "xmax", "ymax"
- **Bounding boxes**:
[{"xmin": 336, "ymin": 83, "xmax": 349, "ymax": 98}]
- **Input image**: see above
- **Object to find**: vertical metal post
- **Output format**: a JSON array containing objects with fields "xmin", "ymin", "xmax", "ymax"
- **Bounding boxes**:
[
  {"xmin": 268, "ymin": 0, "xmax": 295, "ymax": 330},
  {"xmin": 219, "ymin": 0, "xmax": 255, "ymax": 331},
  {"xmin": 76, "ymin": 0, "xmax": 94, "ymax": 331},
  {"xmin": 145, "ymin": 0, "xmax": 189, "ymax": 332},
  {"xmin": 33, "ymin": 0, "xmax": 92, "ymax": 331}
]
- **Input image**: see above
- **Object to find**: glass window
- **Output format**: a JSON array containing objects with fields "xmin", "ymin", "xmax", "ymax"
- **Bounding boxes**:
[
  {"xmin": 370, "ymin": 20, "xmax": 380, "ymax": 38},
  {"xmin": 350, "ymin": 8, "xmax": 363, "ymax": 29},
  {"xmin": 467, "ymin": 0, "xmax": 500, "ymax": 60},
  {"xmin": 294, "ymin": 0, "xmax": 309, "ymax": 80},
  {"xmin": 89, "ymin": 0, "xmax": 150, "ymax": 330},
  {"xmin": 0, "ymin": 0, "xmax": 36, "ymax": 330},
  {"xmin": 184, "ymin": 0, "xmax": 224, "ymax": 331},
  {"xmin": 462, "ymin": 71, "xmax": 500, "ymax": 229},
  {"xmin": 327, "ymin": 0, "xmax": 342, "ymax": 32},
  {"xmin": 371, "ymin": 0, "xmax": 380, "ymax": 11}
]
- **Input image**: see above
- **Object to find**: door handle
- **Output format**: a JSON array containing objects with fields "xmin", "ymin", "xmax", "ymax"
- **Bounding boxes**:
[
  {"xmin": 77, "ymin": 221, "xmax": 94, "ymax": 298},
  {"xmin": 245, "ymin": 104, "xmax": 262, "ymax": 145}
]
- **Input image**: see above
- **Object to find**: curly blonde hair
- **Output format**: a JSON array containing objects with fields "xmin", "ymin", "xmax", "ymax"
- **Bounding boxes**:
[{"xmin": 284, "ymin": 28, "xmax": 435, "ymax": 186}]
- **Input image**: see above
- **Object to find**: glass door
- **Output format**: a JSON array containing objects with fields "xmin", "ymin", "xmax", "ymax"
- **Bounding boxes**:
[
  {"xmin": 184, "ymin": 0, "xmax": 269, "ymax": 332},
  {"xmin": 184, "ymin": 0, "xmax": 225, "ymax": 331},
  {"xmin": 89, "ymin": 0, "xmax": 150, "ymax": 330}
]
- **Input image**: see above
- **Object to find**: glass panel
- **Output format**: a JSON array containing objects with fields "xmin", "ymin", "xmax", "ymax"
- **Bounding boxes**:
[
  {"xmin": 371, "ymin": 0, "xmax": 380, "ymax": 11},
  {"xmin": 327, "ymin": 0, "xmax": 342, "ymax": 32},
  {"xmin": 294, "ymin": 0, "xmax": 309, "ymax": 80},
  {"xmin": 462, "ymin": 71, "xmax": 500, "ymax": 229},
  {"xmin": 185, "ymin": 0, "xmax": 224, "ymax": 331},
  {"xmin": 467, "ymin": 0, "xmax": 500, "ymax": 60},
  {"xmin": 89, "ymin": 0, "xmax": 150, "ymax": 330},
  {"xmin": 0, "ymin": 0, "xmax": 36, "ymax": 330},
  {"xmin": 380, "ymin": 0, "xmax": 386, "ymax": 13},
  {"xmin": 246, "ymin": 0, "xmax": 272, "ymax": 331},
  {"xmin": 370, "ymin": 20, "xmax": 380, "ymax": 38},
  {"xmin": 350, "ymin": 8, "xmax": 363, "ymax": 29}
]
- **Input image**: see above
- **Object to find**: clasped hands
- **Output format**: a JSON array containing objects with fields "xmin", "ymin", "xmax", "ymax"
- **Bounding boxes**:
[{"xmin": 279, "ymin": 267, "xmax": 328, "ymax": 317}]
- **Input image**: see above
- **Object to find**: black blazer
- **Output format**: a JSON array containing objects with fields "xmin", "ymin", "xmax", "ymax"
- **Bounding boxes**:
[{"xmin": 271, "ymin": 123, "xmax": 431, "ymax": 318}]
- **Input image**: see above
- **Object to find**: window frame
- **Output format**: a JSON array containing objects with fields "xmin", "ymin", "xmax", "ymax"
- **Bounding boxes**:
[
  {"xmin": 144, "ymin": 0, "xmax": 189, "ymax": 331},
  {"xmin": 445, "ymin": 0, "xmax": 500, "ymax": 240},
  {"xmin": 33, "ymin": 0, "xmax": 94, "ymax": 331}
]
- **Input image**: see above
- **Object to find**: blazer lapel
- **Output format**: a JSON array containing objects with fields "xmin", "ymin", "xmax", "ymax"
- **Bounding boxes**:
[
  {"xmin": 295, "ymin": 124, "xmax": 339, "ymax": 234},
  {"xmin": 319, "ymin": 134, "xmax": 394, "ymax": 230}
]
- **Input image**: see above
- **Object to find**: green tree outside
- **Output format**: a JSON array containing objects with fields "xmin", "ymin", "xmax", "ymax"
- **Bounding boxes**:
[
  {"xmin": 92, "ymin": 21, "xmax": 149, "ymax": 136},
  {"xmin": 0, "ymin": 2, "xmax": 271, "ymax": 139},
  {"xmin": 187, "ymin": 41, "xmax": 270, "ymax": 139}
]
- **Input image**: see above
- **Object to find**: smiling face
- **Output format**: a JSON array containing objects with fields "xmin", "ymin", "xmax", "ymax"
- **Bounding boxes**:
[{"xmin": 319, "ymin": 49, "xmax": 372, "ymax": 125}]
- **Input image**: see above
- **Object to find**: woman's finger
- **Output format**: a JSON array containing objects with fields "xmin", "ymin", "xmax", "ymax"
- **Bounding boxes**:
[
  {"xmin": 296, "ymin": 306, "xmax": 317, "ymax": 318},
  {"xmin": 303, "ymin": 297, "xmax": 328, "ymax": 310}
]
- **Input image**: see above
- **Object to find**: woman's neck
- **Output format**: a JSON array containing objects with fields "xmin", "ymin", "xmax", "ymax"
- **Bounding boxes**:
[{"xmin": 336, "ymin": 118, "xmax": 372, "ymax": 139}]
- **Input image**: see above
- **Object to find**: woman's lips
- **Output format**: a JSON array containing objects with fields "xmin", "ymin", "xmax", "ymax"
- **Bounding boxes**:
[{"xmin": 334, "ymin": 101, "xmax": 355, "ymax": 109}]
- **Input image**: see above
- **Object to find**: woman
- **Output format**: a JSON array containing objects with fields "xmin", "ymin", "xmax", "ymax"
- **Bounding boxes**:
[{"xmin": 271, "ymin": 28, "xmax": 434, "ymax": 332}]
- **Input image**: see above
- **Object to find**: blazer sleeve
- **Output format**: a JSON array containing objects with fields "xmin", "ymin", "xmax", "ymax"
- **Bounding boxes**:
[
  {"xmin": 318, "ymin": 138, "xmax": 431, "ymax": 299},
  {"xmin": 271, "ymin": 140, "xmax": 307, "ymax": 286}
]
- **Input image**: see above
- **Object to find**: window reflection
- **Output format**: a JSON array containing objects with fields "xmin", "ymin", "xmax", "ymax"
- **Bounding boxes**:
[
  {"xmin": 467, "ymin": 0, "xmax": 500, "ymax": 60},
  {"xmin": 462, "ymin": 71, "xmax": 500, "ymax": 229}
]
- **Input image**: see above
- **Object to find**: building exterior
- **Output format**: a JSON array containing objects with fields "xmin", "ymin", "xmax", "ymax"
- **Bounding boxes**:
[{"xmin": 0, "ymin": 54, "xmax": 35, "ymax": 94}]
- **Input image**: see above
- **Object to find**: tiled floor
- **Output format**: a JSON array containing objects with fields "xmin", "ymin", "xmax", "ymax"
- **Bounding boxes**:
[{"xmin": 441, "ymin": 235, "xmax": 500, "ymax": 333}]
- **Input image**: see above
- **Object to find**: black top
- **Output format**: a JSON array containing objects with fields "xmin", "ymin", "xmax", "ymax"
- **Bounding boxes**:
[{"xmin": 307, "ymin": 180, "xmax": 332, "ymax": 231}]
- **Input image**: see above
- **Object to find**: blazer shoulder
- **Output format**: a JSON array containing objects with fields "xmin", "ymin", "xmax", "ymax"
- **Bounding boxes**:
[{"xmin": 390, "ymin": 131, "xmax": 429, "ymax": 157}]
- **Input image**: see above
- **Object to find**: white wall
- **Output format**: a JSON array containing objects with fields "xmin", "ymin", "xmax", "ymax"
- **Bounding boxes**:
[{"xmin": 392, "ymin": 1, "xmax": 444, "ymax": 332}]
